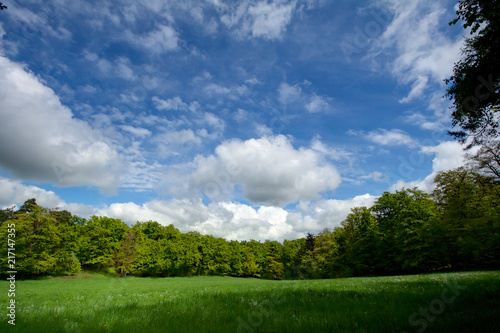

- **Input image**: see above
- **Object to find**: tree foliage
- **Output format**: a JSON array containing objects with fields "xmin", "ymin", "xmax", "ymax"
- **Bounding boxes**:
[
  {"xmin": 0, "ymin": 200, "xmax": 80, "ymax": 278},
  {"xmin": 1, "ymin": 173, "xmax": 499, "ymax": 280},
  {"xmin": 466, "ymin": 139, "xmax": 500, "ymax": 181},
  {"xmin": 433, "ymin": 167, "xmax": 500, "ymax": 268},
  {"xmin": 446, "ymin": 0, "xmax": 500, "ymax": 145}
]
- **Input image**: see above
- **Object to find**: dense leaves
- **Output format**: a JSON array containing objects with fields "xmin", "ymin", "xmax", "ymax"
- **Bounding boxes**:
[
  {"xmin": 1, "ymin": 168, "xmax": 499, "ymax": 279},
  {"xmin": 433, "ymin": 167, "xmax": 500, "ymax": 268},
  {"xmin": 446, "ymin": 0, "xmax": 500, "ymax": 145}
]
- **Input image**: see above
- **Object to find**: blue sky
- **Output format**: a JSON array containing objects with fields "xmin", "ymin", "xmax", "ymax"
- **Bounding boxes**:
[{"xmin": 0, "ymin": 0, "xmax": 471, "ymax": 240}]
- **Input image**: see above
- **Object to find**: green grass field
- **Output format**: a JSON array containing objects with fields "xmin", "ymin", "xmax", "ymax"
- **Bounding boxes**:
[{"xmin": 1, "ymin": 271, "xmax": 499, "ymax": 332}]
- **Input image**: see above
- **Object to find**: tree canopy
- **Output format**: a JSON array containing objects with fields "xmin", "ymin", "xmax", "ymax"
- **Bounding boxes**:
[
  {"xmin": 467, "ymin": 139, "xmax": 500, "ymax": 181},
  {"xmin": 1, "ymin": 168, "xmax": 499, "ymax": 279},
  {"xmin": 446, "ymin": 0, "xmax": 500, "ymax": 146}
]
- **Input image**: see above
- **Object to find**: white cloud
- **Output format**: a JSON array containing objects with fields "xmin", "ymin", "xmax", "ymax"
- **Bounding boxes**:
[
  {"xmin": 203, "ymin": 82, "xmax": 249, "ymax": 100},
  {"xmin": 352, "ymin": 128, "xmax": 416, "ymax": 147},
  {"xmin": 190, "ymin": 135, "xmax": 341, "ymax": 206},
  {"xmin": 234, "ymin": 108, "xmax": 249, "ymax": 122},
  {"xmin": 295, "ymin": 194, "xmax": 378, "ymax": 232},
  {"xmin": 370, "ymin": 0, "xmax": 465, "ymax": 117},
  {"xmin": 306, "ymin": 94, "xmax": 331, "ymax": 113},
  {"xmin": 159, "ymin": 129, "xmax": 202, "ymax": 145},
  {"xmin": 248, "ymin": 1, "xmax": 297, "ymax": 39},
  {"xmin": 399, "ymin": 75, "xmax": 428, "ymax": 103},
  {"xmin": 0, "ymin": 56, "xmax": 121, "ymax": 193},
  {"xmin": 220, "ymin": 0, "xmax": 298, "ymax": 40},
  {"xmin": 191, "ymin": 6, "xmax": 204, "ymax": 22},
  {"xmin": 0, "ymin": 176, "xmax": 379, "ymax": 241},
  {"xmin": 244, "ymin": 77, "xmax": 262, "ymax": 85},
  {"xmin": 390, "ymin": 141, "xmax": 472, "ymax": 192},
  {"xmin": 278, "ymin": 82, "xmax": 301, "ymax": 106},
  {"xmin": 360, "ymin": 171, "xmax": 385, "ymax": 182},
  {"xmin": 200, "ymin": 202, "xmax": 294, "ymax": 241},
  {"xmin": 82, "ymin": 52, "xmax": 138, "ymax": 81},
  {"xmin": 120, "ymin": 125, "xmax": 152, "ymax": 138},
  {"xmin": 0, "ymin": 177, "xmax": 64, "ymax": 209},
  {"xmin": 204, "ymin": 83, "xmax": 232, "ymax": 95},
  {"xmin": 115, "ymin": 57, "xmax": 136, "ymax": 81},
  {"xmin": 63, "ymin": 196, "xmax": 378, "ymax": 241},
  {"xmin": 310, "ymin": 138, "xmax": 354, "ymax": 162},
  {"xmin": 152, "ymin": 96, "xmax": 189, "ymax": 111},
  {"xmin": 129, "ymin": 25, "xmax": 179, "ymax": 53},
  {"xmin": 153, "ymin": 129, "xmax": 202, "ymax": 157},
  {"xmin": 151, "ymin": 96, "xmax": 225, "ymax": 143},
  {"xmin": 255, "ymin": 124, "xmax": 274, "ymax": 137}
]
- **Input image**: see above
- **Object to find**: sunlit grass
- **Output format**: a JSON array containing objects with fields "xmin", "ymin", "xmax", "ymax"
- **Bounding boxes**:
[{"xmin": 1, "ymin": 271, "xmax": 499, "ymax": 332}]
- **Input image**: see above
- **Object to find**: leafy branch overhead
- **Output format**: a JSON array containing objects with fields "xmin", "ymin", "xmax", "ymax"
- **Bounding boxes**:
[
  {"xmin": 446, "ymin": 0, "xmax": 500, "ymax": 145},
  {"xmin": 0, "ymin": 2, "xmax": 6, "ymax": 10}
]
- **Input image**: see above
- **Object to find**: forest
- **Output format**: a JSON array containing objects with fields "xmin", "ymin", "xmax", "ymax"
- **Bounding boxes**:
[{"xmin": 1, "ymin": 166, "xmax": 499, "ymax": 280}]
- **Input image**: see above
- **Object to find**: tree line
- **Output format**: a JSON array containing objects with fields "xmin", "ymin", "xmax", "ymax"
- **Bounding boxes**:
[{"xmin": 1, "ymin": 166, "xmax": 499, "ymax": 280}]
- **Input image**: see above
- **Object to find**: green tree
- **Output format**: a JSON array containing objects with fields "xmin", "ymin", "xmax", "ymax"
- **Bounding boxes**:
[
  {"xmin": 78, "ymin": 216, "xmax": 128, "ymax": 270},
  {"xmin": 0, "ymin": 3, "xmax": 6, "ymax": 11},
  {"xmin": 262, "ymin": 240, "xmax": 284, "ymax": 280},
  {"xmin": 281, "ymin": 238, "xmax": 305, "ymax": 279},
  {"xmin": 134, "ymin": 236, "xmax": 165, "ymax": 276},
  {"xmin": 466, "ymin": 139, "xmax": 500, "ymax": 181},
  {"xmin": 0, "ymin": 200, "xmax": 80, "ymax": 277},
  {"xmin": 241, "ymin": 245, "xmax": 260, "ymax": 277},
  {"xmin": 0, "ymin": 206, "xmax": 15, "ymax": 222},
  {"xmin": 335, "ymin": 207, "xmax": 378, "ymax": 277},
  {"xmin": 131, "ymin": 222, "xmax": 176, "ymax": 276},
  {"xmin": 433, "ymin": 167, "xmax": 500, "ymax": 268},
  {"xmin": 371, "ymin": 188, "xmax": 441, "ymax": 274},
  {"xmin": 446, "ymin": 0, "xmax": 500, "ymax": 145},
  {"xmin": 113, "ymin": 230, "xmax": 142, "ymax": 277},
  {"xmin": 196, "ymin": 235, "xmax": 230, "ymax": 276},
  {"xmin": 241, "ymin": 240, "xmax": 267, "ymax": 277},
  {"xmin": 228, "ymin": 240, "xmax": 244, "ymax": 276},
  {"xmin": 298, "ymin": 233, "xmax": 323, "ymax": 279}
]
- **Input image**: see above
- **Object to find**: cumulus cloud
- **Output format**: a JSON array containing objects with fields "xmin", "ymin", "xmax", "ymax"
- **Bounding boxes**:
[
  {"xmin": 0, "ymin": 176, "xmax": 379, "ymax": 241},
  {"xmin": 0, "ymin": 56, "xmax": 121, "ymax": 192},
  {"xmin": 199, "ymin": 202, "xmax": 294, "ymax": 241},
  {"xmin": 390, "ymin": 141, "xmax": 471, "ymax": 193},
  {"xmin": 67, "ymin": 198, "xmax": 294, "ymax": 241},
  {"xmin": 67, "ymin": 196, "xmax": 380, "ymax": 241},
  {"xmin": 190, "ymin": 135, "xmax": 341, "ymax": 206},
  {"xmin": 0, "ymin": 177, "xmax": 64, "ymax": 208},
  {"xmin": 293, "ymin": 194, "xmax": 378, "ymax": 232},
  {"xmin": 93, "ymin": 194, "xmax": 378, "ymax": 241}
]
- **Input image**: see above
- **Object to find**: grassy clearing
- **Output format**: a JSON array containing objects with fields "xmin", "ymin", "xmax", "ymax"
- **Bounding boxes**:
[{"xmin": 1, "ymin": 271, "xmax": 499, "ymax": 332}]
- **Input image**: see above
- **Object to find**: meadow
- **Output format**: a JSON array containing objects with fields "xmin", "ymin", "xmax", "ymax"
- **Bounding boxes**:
[{"xmin": 1, "ymin": 271, "xmax": 499, "ymax": 332}]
